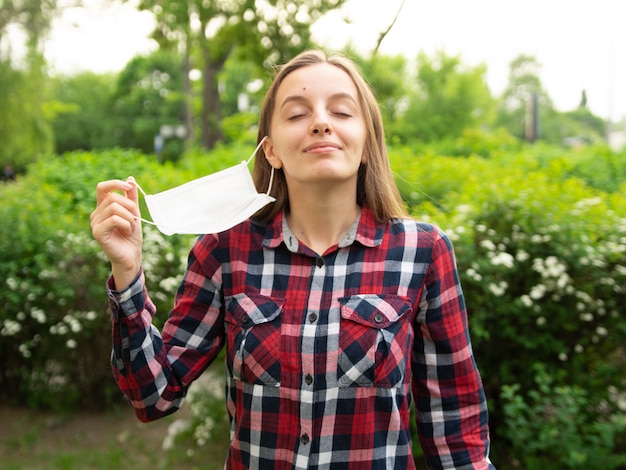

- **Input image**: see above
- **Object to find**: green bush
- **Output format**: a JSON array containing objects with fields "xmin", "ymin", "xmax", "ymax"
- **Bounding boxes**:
[
  {"xmin": 501, "ymin": 364, "xmax": 626, "ymax": 469},
  {"xmin": 1, "ymin": 138, "xmax": 625, "ymax": 467},
  {"xmin": 0, "ymin": 150, "xmax": 196, "ymax": 409},
  {"xmin": 391, "ymin": 140, "xmax": 626, "ymax": 467}
]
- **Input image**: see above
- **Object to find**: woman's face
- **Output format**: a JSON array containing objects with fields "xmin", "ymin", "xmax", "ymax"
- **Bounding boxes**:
[{"xmin": 263, "ymin": 63, "xmax": 367, "ymax": 193}]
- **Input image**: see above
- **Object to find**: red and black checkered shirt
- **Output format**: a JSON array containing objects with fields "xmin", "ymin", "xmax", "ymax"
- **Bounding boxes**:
[{"xmin": 108, "ymin": 207, "xmax": 494, "ymax": 469}]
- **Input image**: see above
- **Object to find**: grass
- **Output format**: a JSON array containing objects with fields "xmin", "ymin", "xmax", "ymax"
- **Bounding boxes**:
[{"xmin": 0, "ymin": 403, "xmax": 230, "ymax": 470}]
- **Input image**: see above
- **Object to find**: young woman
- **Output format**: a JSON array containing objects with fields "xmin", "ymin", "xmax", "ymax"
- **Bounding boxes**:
[{"xmin": 91, "ymin": 50, "xmax": 495, "ymax": 469}]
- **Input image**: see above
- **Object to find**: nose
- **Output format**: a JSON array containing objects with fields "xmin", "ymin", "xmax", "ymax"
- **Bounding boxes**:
[{"xmin": 310, "ymin": 109, "xmax": 333, "ymax": 135}]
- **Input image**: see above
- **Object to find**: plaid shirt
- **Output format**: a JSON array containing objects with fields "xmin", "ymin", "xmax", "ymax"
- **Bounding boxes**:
[{"xmin": 108, "ymin": 207, "xmax": 494, "ymax": 469}]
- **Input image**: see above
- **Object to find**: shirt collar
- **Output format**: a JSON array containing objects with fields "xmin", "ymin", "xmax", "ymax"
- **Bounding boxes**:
[{"xmin": 263, "ymin": 206, "xmax": 384, "ymax": 252}]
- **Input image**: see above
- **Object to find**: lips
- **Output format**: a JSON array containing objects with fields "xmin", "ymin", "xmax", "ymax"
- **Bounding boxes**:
[{"xmin": 304, "ymin": 142, "xmax": 341, "ymax": 153}]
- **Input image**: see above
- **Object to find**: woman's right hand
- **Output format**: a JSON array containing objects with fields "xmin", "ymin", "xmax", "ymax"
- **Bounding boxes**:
[{"xmin": 90, "ymin": 177, "xmax": 143, "ymax": 291}]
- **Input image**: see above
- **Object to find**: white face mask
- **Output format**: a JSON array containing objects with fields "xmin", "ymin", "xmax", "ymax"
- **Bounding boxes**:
[{"xmin": 136, "ymin": 138, "xmax": 275, "ymax": 235}]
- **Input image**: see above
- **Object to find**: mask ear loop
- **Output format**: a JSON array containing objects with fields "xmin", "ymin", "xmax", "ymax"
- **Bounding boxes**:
[
  {"xmin": 266, "ymin": 166, "xmax": 275, "ymax": 196},
  {"xmin": 132, "ymin": 182, "xmax": 160, "ymax": 228},
  {"xmin": 246, "ymin": 136, "xmax": 274, "ymax": 197},
  {"xmin": 246, "ymin": 136, "xmax": 267, "ymax": 165}
]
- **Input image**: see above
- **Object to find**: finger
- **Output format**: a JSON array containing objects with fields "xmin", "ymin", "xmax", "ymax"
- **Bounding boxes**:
[
  {"xmin": 92, "ymin": 212, "xmax": 135, "ymax": 240},
  {"xmin": 91, "ymin": 191, "xmax": 137, "ymax": 224},
  {"xmin": 125, "ymin": 176, "xmax": 141, "ymax": 217},
  {"xmin": 96, "ymin": 179, "xmax": 132, "ymax": 205}
]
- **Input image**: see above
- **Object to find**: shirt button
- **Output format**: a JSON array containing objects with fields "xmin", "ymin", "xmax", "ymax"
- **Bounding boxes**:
[
  {"xmin": 374, "ymin": 313, "xmax": 384, "ymax": 323},
  {"xmin": 308, "ymin": 313, "xmax": 318, "ymax": 323},
  {"xmin": 241, "ymin": 314, "xmax": 250, "ymax": 324},
  {"xmin": 301, "ymin": 433, "xmax": 310, "ymax": 445},
  {"xmin": 305, "ymin": 374, "xmax": 313, "ymax": 385},
  {"xmin": 316, "ymin": 258, "xmax": 324, "ymax": 268}
]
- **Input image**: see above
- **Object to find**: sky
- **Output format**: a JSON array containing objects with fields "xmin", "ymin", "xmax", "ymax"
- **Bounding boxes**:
[{"xmin": 42, "ymin": 0, "xmax": 626, "ymax": 122}]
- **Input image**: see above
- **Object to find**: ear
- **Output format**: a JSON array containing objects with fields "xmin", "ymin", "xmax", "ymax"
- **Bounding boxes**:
[{"xmin": 262, "ymin": 137, "xmax": 283, "ymax": 169}]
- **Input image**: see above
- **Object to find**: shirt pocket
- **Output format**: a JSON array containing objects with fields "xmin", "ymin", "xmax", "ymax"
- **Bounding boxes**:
[
  {"xmin": 337, "ymin": 294, "xmax": 412, "ymax": 388},
  {"xmin": 224, "ymin": 293, "xmax": 284, "ymax": 386}
]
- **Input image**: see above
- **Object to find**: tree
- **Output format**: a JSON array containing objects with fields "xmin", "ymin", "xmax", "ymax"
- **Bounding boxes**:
[
  {"xmin": 0, "ymin": 0, "xmax": 59, "ymax": 169},
  {"xmin": 110, "ymin": 50, "xmax": 186, "ymax": 159},
  {"xmin": 393, "ymin": 50, "xmax": 495, "ymax": 143},
  {"xmin": 348, "ymin": 50, "xmax": 410, "ymax": 137},
  {"xmin": 137, "ymin": 0, "xmax": 348, "ymax": 150},
  {"xmin": 48, "ymin": 72, "xmax": 117, "ymax": 153},
  {"xmin": 496, "ymin": 54, "xmax": 553, "ymax": 141}
]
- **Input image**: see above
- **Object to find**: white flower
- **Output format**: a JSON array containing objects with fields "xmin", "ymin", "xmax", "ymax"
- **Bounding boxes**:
[
  {"xmin": 529, "ymin": 284, "xmax": 546, "ymax": 300},
  {"xmin": 85, "ymin": 311, "xmax": 97, "ymax": 321},
  {"xmin": 465, "ymin": 268, "xmax": 482, "ymax": 282},
  {"xmin": 520, "ymin": 295, "xmax": 533, "ymax": 308},
  {"xmin": 162, "ymin": 419, "xmax": 191, "ymax": 451},
  {"xmin": 488, "ymin": 281, "xmax": 508, "ymax": 297},
  {"xmin": 18, "ymin": 343, "xmax": 31, "ymax": 358},
  {"xmin": 479, "ymin": 239, "xmax": 496, "ymax": 251},
  {"xmin": 580, "ymin": 313, "xmax": 594, "ymax": 322},
  {"xmin": 66, "ymin": 339, "xmax": 78, "ymax": 349},
  {"xmin": 1, "ymin": 319, "xmax": 22, "ymax": 336},
  {"xmin": 490, "ymin": 252, "xmax": 515, "ymax": 268},
  {"xmin": 30, "ymin": 308, "xmax": 47, "ymax": 324},
  {"xmin": 596, "ymin": 326, "xmax": 608, "ymax": 336},
  {"xmin": 6, "ymin": 277, "xmax": 18, "ymax": 290}
]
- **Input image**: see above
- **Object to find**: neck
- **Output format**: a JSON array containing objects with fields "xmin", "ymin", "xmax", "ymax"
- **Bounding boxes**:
[{"xmin": 286, "ymin": 184, "xmax": 361, "ymax": 255}]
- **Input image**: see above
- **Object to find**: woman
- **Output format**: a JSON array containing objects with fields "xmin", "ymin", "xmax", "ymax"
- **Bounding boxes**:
[{"xmin": 91, "ymin": 50, "xmax": 494, "ymax": 469}]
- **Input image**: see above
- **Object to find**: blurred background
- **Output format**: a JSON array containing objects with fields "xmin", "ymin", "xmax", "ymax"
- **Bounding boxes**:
[{"xmin": 1, "ymin": 0, "xmax": 625, "ymax": 468}]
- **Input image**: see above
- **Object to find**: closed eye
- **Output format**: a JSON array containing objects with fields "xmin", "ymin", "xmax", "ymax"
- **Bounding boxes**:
[{"xmin": 287, "ymin": 111, "xmax": 308, "ymax": 120}]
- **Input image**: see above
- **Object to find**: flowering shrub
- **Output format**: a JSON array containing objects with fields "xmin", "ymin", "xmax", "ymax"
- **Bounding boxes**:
[
  {"xmin": 2, "ymin": 139, "xmax": 625, "ymax": 467},
  {"xmin": 396, "ymin": 140, "xmax": 626, "ymax": 467},
  {"xmin": 0, "ymin": 150, "xmax": 197, "ymax": 409}
]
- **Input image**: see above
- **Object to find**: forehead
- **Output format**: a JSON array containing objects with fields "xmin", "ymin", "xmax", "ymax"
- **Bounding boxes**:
[{"xmin": 276, "ymin": 63, "xmax": 358, "ymax": 101}]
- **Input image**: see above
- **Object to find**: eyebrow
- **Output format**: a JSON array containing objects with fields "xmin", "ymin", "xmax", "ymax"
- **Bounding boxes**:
[{"xmin": 279, "ymin": 92, "xmax": 358, "ymax": 110}]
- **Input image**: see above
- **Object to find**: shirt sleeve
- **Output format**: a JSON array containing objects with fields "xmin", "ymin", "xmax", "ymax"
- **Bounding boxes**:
[
  {"xmin": 108, "ymin": 234, "xmax": 226, "ymax": 422},
  {"xmin": 411, "ymin": 228, "xmax": 495, "ymax": 469}
]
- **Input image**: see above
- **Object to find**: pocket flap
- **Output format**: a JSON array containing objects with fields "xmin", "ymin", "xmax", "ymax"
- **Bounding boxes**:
[
  {"xmin": 339, "ymin": 294, "xmax": 411, "ymax": 329},
  {"xmin": 225, "ymin": 293, "xmax": 284, "ymax": 327}
]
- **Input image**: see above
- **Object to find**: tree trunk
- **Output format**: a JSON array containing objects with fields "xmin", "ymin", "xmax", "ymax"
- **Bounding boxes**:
[
  {"xmin": 200, "ymin": 59, "xmax": 223, "ymax": 150},
  {"xmin": 199, "ymin": 33, "xmax": 230, "ymax": 150},
  {"xmin": 181, "ymin": 35, "xmax": 193, "ymax": 149}
]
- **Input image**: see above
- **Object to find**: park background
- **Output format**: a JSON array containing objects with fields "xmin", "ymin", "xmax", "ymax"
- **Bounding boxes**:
[{"xmin": 1, "ymin": 0, "xmax": 626, "ymax": 468}]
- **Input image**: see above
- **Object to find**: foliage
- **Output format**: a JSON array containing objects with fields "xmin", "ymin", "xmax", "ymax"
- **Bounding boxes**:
[
  {"xmin": 501, "ymin": 365, "xmax": 626, "ymax": 469},
  {"xmin": 496, "ymin": 54, "xmax": 554, "ymax": 141},
  {"xmin": 349, "ymin": 50, "xmax": 410, "ymax": 132},
  {"xmin": 0, "ymin": 0, "xmax": 56, "ymax": 170},
  {"xmin": 2, "ymin": 136, "xmax": 626, "ymax": 467},
  {"xmin": 0, "ymin": 150, "xmax": 195, "ymax": 409},
  {"xmin": 0, "ymin": 55, "xmax": 53, "ymax": 171},
  {"xmin": 48, "ymin": 72, "xmax": 118, "ymax": 153},
  {"xmin": 391, "ymin": 135, "xmax": 626, "ymax": 466},
  {"xmin": 111, "ymin": 50, "xmax": 186, "ymax": 159},
  {"xmin": 391, "ymin": 50, "xmax": 496, "ymax": 143},
  {"xmin": 138, "ymin": 0, "xmax": 349, "ymax": 149}
]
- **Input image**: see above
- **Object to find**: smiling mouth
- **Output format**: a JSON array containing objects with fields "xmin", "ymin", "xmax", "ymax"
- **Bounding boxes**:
[{"xmin": 304, "ymin": 143, "xmax": 340, "ymax": 153}]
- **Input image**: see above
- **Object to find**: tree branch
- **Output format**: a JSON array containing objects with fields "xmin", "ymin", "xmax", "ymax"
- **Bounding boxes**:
[{"xmin": 373, "ymin": 0, "xmax": 405, "ymax": 56}]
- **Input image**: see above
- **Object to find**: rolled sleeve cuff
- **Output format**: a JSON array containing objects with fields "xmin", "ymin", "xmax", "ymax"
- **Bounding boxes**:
[{"xmin": 106, "ymin": 269, "xmax": 145, "ymax": 320}]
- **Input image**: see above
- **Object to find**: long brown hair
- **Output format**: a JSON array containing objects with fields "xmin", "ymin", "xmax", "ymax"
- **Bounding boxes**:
[{"xmin": 253, "ymin": 50, "xmax": 408, "ymax": 224}]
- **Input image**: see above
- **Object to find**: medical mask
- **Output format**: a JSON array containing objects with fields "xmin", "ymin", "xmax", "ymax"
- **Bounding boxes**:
[{"xmin": 135, "ymin": 138, "xmax": 275, "ymax": 235}]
